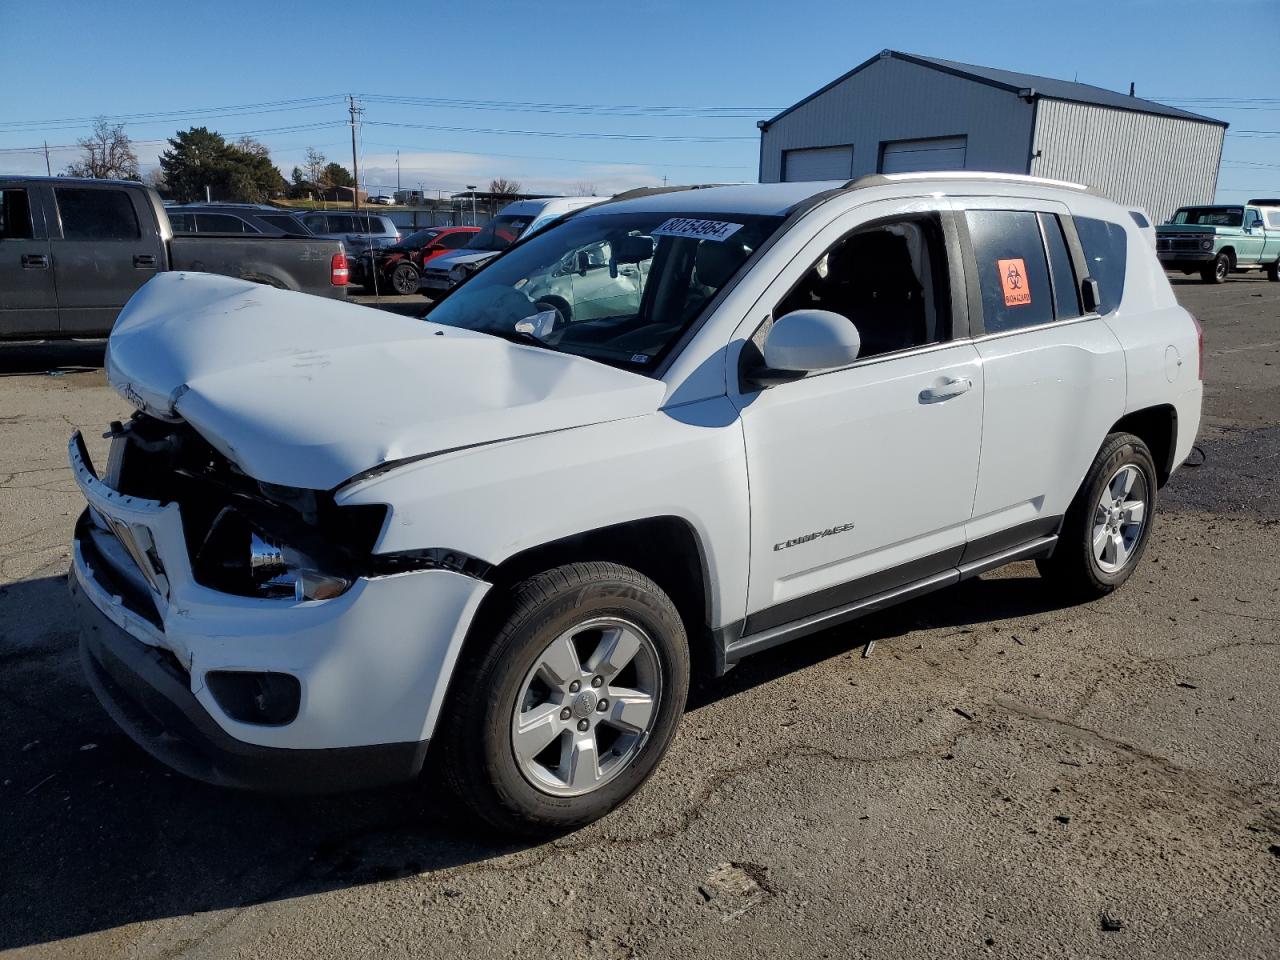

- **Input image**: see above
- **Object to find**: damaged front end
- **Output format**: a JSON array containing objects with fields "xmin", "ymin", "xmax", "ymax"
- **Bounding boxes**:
[{"xmin": 91, "ymin": 412, "xmax": 392, "ymax": 605}]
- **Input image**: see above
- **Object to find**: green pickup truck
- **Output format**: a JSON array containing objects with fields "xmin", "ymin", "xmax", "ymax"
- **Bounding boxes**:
[{"xmin": 1156, "ymin": 200, "xmax": 1280, "ymax": 284}]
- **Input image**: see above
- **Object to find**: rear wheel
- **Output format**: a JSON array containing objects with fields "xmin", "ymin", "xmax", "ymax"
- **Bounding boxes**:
[
  {"xmin": 437, "ymin": 562, "xmax": 689, "ymax": 835},
  {"xmin": 1037, "ymin": 432, "xmax": 1157, "ymax": 600},
  {"xmin": 390, "ymin": 262, "xmax": 420, "ymax": 295},
  {"xmin": 1200, "ymin": 252, "xmax": 1231, "ymax": 283}
]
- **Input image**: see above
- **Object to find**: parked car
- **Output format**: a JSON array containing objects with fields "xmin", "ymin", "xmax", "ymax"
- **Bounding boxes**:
[
  {"xmin": 368, "ymin": 196, "xmax": 395, "ymax": 206},
  {"xmin": 353, "ymin": 225, "xmax": 479, "ymax": 294},
  {"xmin": 67, "ymin": 173, "xmax": 1201, "ymax": 835},
  {"xmin": 0, "ymin": 177, "xmax": 348, "ymax": 339},
  {"xmin": 419, "ymin": 196, "xmax": 603, "ymax": 295},
  {"xmin": 295, "ymin": 210, "xmax": 400, "ymax": 255},
  {"xmin": 166, "ymin": 204, "xmax": 313, "ymax": 237},
  {"xmin": 1156, "ymin": 202, "xmax": 1280, "ymax": 283}
]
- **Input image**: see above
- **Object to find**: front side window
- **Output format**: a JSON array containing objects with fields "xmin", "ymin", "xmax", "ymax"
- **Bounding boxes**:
[
  {"xmin": 775, "ymin": 214, "xmax": 951, "ymax": 360},
  {"xmin": 441, "ymin": 230, "xmax": 473, "ymax": 249},
  {"xmin": 1074, "ymin": 216, "xmax": 1127, "ymax": 315},
  {"xmin": 1171, "ymin": 207, "xmax": 1243, "ymax": 227},
  {"xmin": 467, "ymin": 214, "xmax": 534, "ymax": 251},
  {"xmin": 55, "ymin": 188, "xmax": 140, "ymax": 241},
  {"xmin": 0, "ymin": 188, "xmax": 34, "ymax": 240},
  {"xmin": 426, "ymin": 210, "xmax": 782, "ymax": 372},
  {"xmin": 966, "ymin": 210, "xmax": 1055, "ymax": 333}
]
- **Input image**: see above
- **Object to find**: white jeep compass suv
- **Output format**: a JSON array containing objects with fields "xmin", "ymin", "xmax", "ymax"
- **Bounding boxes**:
[{"xmin": 69, "ymin": 174, "xmax": 1203, "ymax": 834}]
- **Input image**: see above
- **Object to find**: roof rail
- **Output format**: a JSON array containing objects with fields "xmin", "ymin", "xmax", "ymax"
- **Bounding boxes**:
[{"xmin": 846, "ymin": 171, "xmax": 1093, "ymax": 194}]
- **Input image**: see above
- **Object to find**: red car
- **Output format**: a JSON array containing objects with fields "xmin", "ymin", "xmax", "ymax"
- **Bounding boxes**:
[{"xmin": 357, "ymin": 226, "xmax": 480, "ymax": 295}]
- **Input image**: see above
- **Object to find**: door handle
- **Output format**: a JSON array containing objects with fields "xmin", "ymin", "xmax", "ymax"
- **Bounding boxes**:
[
  {"xmin": 919, "ymin": 376, "xmax": 973, "ymax": 404},
  {"xmin": 21, "ymin": 253, "xmax": 49, "ymax": 269},
  {"xmin": 133, "ymin": 254, "xmax": 158, "ymax": 268}
]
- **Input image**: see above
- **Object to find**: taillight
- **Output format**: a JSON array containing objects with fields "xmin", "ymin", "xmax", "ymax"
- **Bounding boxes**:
[
  {"xmin": 331, "ymin": 252, "xmax": 349, "ymax": 286},
  {"xmin": 1190, "ymin": 312, "xmax": 1204, "ymax": 380}
]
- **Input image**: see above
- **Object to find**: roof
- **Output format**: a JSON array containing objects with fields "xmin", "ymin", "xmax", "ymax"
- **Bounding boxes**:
[
  {"xmin": 762, "ymin": 49, "xmax": 1228, "ymax": 129},
  {"xmin": 582, "ymin": 181, "xmax": 844, "ymax": 218}
]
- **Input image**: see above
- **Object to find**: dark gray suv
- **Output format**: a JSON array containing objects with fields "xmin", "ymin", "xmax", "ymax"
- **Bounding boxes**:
[
  {"xmin": 166, "ymin": 204, "xmax": 313, "ymax": 236},
  {"xmin": 296, "ymin": 211, "xmax": 400, "ymax": 255}
]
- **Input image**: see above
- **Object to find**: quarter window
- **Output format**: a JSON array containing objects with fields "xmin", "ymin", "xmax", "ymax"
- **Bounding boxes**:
[
  {"xmin": 1267, "ymin": 210, "xmax": 1280, "ymax": 229},
  {"xmin": 775, "ymin": 214, "xmax": 951, "ymax": 360},
  {"xmin": 0, "ymin": 188, "xmax": 34, "ymax": 240},
  {"xmin": 1041, "ymin": 214, "xmax": 1081, "ymax": 320},
  {"xmin": 55, "ymin": 188, "xmax": 140, "ymax": 241},
  {"xmin": 965, "ymin": 210, "xmax": 1055, "ymax": 333},
  {"xmin": 1073, "ymin": 217, "xmax": 1127, "ymax": 315}
]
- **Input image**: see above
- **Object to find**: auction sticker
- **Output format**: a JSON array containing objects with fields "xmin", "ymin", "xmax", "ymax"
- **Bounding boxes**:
[
  {"xmin": 652, "ymin": 218, "xmax": 743, "ymax": 242},
  {"xmin": 997, "ymin": 258, "xmax": 1031, "ymax": 307}
]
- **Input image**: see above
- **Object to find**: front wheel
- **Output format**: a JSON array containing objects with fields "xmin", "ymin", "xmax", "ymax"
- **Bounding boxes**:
[
  {"xmin": 1037, "ymin": 432, "xmax": 1157, "ymax": 600},
  {"xmin": 390, "ymin": 262, "xmax": 420, "ymax": 295},
  {"xmin": 1267, "ymin": 259, "xmax": 1279, "ymax": 282},
  {"xmin": 437, "ymin": 562, "xmax": 689, "ymax": 835},
  {"xmin": 1200, "ymin": 252, "xmax": 1230, "ymax": 284}
]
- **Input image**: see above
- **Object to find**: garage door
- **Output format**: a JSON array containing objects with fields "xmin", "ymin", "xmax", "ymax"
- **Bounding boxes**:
[
  {"xmin": 879, "ymin": 136, "xmax": 967, "ymax": 174},
  {"xmin": 782, "ymin": 146, "xmax": 854, "ymax": 182}
]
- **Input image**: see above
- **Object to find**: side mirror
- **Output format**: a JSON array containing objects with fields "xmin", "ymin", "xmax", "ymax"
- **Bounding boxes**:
[
  {"xmin": 1081, "ymin": 278, "xmax": 1101, "ymax": 313},
  {"xmin": 748, "ymin": 310, "xmax": 861, "ymax": 387}
]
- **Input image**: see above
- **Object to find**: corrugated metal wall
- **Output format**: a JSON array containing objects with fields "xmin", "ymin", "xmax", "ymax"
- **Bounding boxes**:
[
  {"xmin": 759, "ymin": 56, "xmax": 1034, "ymax": 182},
  {"xmin": 1030, "ymin": 99, "xmax": 1224, "ymax": 223}
]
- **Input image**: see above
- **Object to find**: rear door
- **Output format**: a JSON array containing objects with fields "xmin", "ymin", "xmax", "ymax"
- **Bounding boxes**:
[
  {"xmin": 0, "ymin": 182, "xmax": 58, "ymax": 338},
  {"xmin": 955, "ymin": 199, "xmax": 1126, "ymax": 551},
  {"xmin": 50, "ymin": 184, "xmax": 163, "ymax": 335}
]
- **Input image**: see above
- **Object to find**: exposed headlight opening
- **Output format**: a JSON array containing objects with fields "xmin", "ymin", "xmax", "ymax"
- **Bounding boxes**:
[{"xmin": 197, "ymin": 508, "xmax": 353, "ymax": 602}]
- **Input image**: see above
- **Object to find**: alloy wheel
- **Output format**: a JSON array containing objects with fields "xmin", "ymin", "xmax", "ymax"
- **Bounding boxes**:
[
  {"xmin": 1093, "ymin": 464, "xmax": 1148, "ymax": 573},
  {"xmin": 511, "ymin": 617, "xmax": 662, "ymax": 797}
]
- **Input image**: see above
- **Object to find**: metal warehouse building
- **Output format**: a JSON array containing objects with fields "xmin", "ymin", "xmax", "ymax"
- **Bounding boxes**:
[{"xmin": 758, "ymin": 50, "xmax": 1227, "ymax": 223}]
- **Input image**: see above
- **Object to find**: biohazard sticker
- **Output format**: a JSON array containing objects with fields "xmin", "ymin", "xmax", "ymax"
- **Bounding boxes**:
[{"xmin": 997, "ymin": 258, "xmax": 1031, "ymax": 307}]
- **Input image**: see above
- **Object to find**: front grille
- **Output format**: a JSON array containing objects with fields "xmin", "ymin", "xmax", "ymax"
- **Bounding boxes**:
[{"xmin": 1159, "ymin": 236, "xmax": 1210, "ymax": 252}]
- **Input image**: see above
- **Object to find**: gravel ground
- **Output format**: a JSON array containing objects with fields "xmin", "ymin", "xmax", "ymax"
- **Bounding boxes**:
[{"xmin": 1, "ymin": 278, "xmax": 1277, "ymax": 959}]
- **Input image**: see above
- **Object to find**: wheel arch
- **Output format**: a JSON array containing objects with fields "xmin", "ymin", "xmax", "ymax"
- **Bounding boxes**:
[
  {"xmin": 1111, "ymin": 404, "xmax": 1178, "ymax": 486},
  {"xmin": 534, "ymin": 294, "xmax": 573, "ymax": 323},
  {"xmin": 468, "ymin": 516, "xmax": 714, "ymax": 676}
]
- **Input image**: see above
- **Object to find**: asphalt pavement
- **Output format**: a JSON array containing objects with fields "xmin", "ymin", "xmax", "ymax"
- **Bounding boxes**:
[{"xmin": 1, "ymin": 277, "xmax": 1277, "ymax": 960}]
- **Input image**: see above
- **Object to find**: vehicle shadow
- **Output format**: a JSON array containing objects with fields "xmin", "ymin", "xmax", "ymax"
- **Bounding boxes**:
[
  {"xmin": 0, "ymin": 340, "xmax": 106, "ymax": 377},
  {"xmin": 1, "ymin": 566, "xmax": 1074, "ymax": 950}
]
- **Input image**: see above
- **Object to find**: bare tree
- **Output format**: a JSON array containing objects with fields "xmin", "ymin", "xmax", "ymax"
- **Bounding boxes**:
[
  {"xmin": 303, "ymin": 146, "xmax": 327, "ymax": 187},
  {"xmin": 65, "ymin": 117, "xmax": 139, "ymax": 180},
  {"xmin": 488, "ymin": 177, "xmax": 522, "ymax": 200},
  {"xmin": 572, "ymin": 181, "xmax": 597, "ymax": 197},
  {"xmin": 235, "ymin": 136, "xmax": 272, "ymax": 160},
  {"xmin": 142, "ymin": 168, "xmax": 168, "ymax": 195}
]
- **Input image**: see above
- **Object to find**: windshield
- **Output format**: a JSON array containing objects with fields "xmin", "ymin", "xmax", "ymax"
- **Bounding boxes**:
[
  {"xmin": 1171, "ymin": 207, "xmax": 1243, "ymax": 227},
  {"xmin": 425, "ymin": 210, "xmax": 783, "ymax": 372},
  {"xmin": 397, "ymin": 228, "xmax": 440, "ymax": 248},
  {"xmin": 467, "ymin": 214, "xmax": 535, "ymax": 251}
]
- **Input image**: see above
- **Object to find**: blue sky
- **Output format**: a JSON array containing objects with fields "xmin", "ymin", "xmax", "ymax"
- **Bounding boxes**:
[{"xmin": 1, "ymin": 0, "xmax": 1277, "ymax": 202}]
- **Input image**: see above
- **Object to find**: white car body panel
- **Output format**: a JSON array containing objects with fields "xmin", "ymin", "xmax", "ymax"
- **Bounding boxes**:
[{"xmin": 67, "ymin": 174, "xmax": 1203, "ymax": 780}]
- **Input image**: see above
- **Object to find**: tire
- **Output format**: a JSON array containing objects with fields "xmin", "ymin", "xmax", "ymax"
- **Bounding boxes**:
[
  {"xmin": 390, "ymin": 262, "xmax": 420, "ymax": 295},
  {"xmin": 1200, "ymin": 252, "xmax": 1231, "ymax": 284},
  {"xmin": 437, "ymin": 562, "xmax": 690, "ymax": 836},
  {"xmin": 1267, "ymin": 259, "xmax": 1279, "ymax": 282},
  {"xmin": 1037, "ymin": 432, "xmax": 1157, "ymax": 600}
]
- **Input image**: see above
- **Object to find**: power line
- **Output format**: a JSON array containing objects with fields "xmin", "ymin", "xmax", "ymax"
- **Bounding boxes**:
[
  {"xmin": 360, "ymin": 93, "xmax": 778, "ymax": 119},
  {"xmin": 364, "ymin": 120, "xmax": 755, "ymax": 143},
  {"xmin": 0, "ymin": 95, "xmax": 344, "ymax": 132}
]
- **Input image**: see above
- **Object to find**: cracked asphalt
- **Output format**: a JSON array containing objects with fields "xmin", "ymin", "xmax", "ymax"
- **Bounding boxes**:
[{"xmin": 2, "ymin": 278, "xmax": 1278, "ymax": 959}]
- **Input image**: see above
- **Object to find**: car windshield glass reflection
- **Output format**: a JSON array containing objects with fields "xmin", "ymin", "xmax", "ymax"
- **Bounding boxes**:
[{"xmin": 425, "ymin": 211, "xmax": 782, "ymax": 372}]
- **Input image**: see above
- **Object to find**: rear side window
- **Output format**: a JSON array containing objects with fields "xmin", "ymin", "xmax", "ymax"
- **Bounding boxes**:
[
  {"xmin": 261, "ymin": 214, "xmax": 309, "ymax": 234},
  {"xmin": 1267, "ymin": 210, "xmax": 1280, "ymax": 229},
  {"xmin": 168, "ymin": 211, "xmax": 195, "ymax": 232},
  {"xmin": 1073, "ymin": 217, "xmax": 1127, "ymax": 315},
  {"xmin": 1129, "ymin": 211, "xmax": 1150, "ymax": 229},
  {"xmin": 965, "ymin": 210, "xmax": 1055, "ymax": 333},
  {"xmin": 55, "ymin": 188, "xmax": 140, "ymax": 241},
  {"xmin": 197, "ymin": 213, "xmax": 256, "ymax": 233},
  {"xmin": 0, "ymin": 188, "xmax": 34, "ymax": 240},
  {"xmin": 1040, "ymin": 214, "xmax": 1081, "ymax": 320}
]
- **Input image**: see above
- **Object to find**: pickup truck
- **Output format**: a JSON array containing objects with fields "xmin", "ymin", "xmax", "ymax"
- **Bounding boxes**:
[
  {"xmin": 1155, "ymin": 201, "xmax": 1280, "ymax": 283},
  {"xmin": 0, "ymin": 177, "xmax": 349, "ymax": 340}
]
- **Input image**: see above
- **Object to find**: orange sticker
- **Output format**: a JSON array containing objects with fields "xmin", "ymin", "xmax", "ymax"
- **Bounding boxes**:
[{"xmin": 997, "ymin": 258, "xmax": 1032, "ymax": 307}]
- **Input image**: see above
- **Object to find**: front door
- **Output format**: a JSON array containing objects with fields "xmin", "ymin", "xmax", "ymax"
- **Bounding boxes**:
[
  {"xmin": 733, "ymin": 199, "xmax": 983, "ymax": 634},
  {"xmin": 50, "ymin": 184, "xmax": 162, "ymax": 336},
  {"xmin": 0, "ymin": 184, "xmax": 58, "ymax": 338},
  {"xmin": 1238, "ymin": 208, "xmax": 1267, "ymax": 266}
]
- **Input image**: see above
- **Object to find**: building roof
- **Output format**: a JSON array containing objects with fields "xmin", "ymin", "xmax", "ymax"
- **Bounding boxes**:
[{"xmin": 762, "ymin": 49, "xmax": 1228, "ymax": 129}]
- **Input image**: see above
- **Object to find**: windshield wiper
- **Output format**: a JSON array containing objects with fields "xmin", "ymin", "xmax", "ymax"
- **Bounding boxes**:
[{"xmin": 483, "ymin": 327, "xmax": 554, "ymax": 350}]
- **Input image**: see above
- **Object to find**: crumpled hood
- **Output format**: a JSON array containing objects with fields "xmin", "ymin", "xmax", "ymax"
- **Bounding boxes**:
[{"xmin": 106, "ymin": 273, "xmax": 665, "ymax": 489}]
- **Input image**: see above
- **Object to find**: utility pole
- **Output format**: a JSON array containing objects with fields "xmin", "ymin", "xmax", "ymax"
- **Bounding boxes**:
[
  {"xmin": 348, "ymin": 95, "xmax": 362, "ymax": 211},
  {"xmin": 396, "ymin": 150, "xmax": 401, "ymax": 195},
  {"xmin": 42, "ymin": 141, "xmax": 51, "ymax": 176}
]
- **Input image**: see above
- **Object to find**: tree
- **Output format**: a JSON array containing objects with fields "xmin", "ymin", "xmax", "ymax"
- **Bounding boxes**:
[
  {"xmin": 572, "ymin": 182, "xmax": 597, "ymax": 197},
  {"xmin": 65, "ymin": 117, "xmax": 139, "ymax": 180},
  {"xmin": 488, "ymin": 177, "xmax": 521, "ymax": 200},
  {"xmin": 142, "ymin": 168, "xmax": 168, "ymax": 196},
  {"xmin": 323, "ymin": 162, "xmax": 353, "ymax": 189},
  {"xmin": 302, "ymin": 147, "xmax": 327, "ymax": 187},
  {"xmin": 158, "ymin": 126, "xmax": 286, "ymax": 203}
]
